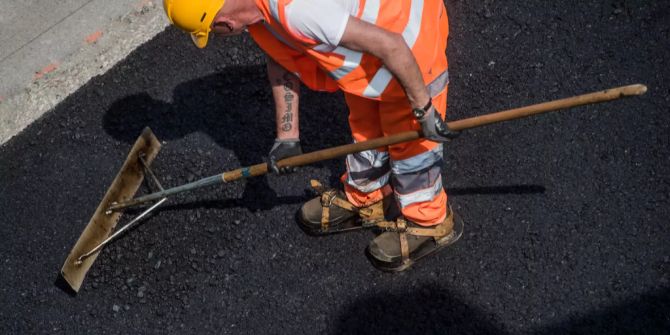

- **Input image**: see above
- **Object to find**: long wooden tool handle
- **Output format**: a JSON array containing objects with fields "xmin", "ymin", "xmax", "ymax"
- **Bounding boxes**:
[
  {"xmin": 220, "ymin": 130, "xmax": 422, "ymax": 181},
  {"xmin": 448, "ymin": 83, "xmax": 647, "ymax": 131},
  {"xmin": 272, "ymin": 83, "xmax": 647, "ymax": 170},
  {"xmin": 109, "ymin": 84, "xmax": 646, "ymax": 211}
]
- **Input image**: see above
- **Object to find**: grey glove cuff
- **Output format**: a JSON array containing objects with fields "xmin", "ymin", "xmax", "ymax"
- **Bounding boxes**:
[
  {"xmin": 413, "ymin": 100, "xmax": 460, "ymax": 142},
  {"xmin": 270, "ymin": 138, "xmax": 300, "ymax": 150}
]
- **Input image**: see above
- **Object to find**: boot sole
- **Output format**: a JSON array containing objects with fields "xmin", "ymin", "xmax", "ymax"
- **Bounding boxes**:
[
  {"xmin": 366, "ymin": 211, "xmax": 464, "ymax": 272},
  {"xmin": 295, "ymin": 211, "xmax": 365, "ymax": 236}
]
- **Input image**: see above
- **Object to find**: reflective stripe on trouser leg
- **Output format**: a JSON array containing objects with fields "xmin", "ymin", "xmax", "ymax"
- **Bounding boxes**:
[
  {"xmin": 391, "ymin": 152, "xmax": 447, "ymax": 226},
  {"xmin": 345, "ymin": 149, "xmax": 391, "ymax": 194},
  {"xmin": 342, "ymin": 93, "xmax": 390, "ymax": 207},
  {"xmin": 383, "ymin": 90, "xmax": 449, "ymax": 226},
  {"xmin": 343, "ymin": 149, "xmax": 392, "ymax": 207},
  {"xmin": 342, "ymin": 85, "xmax": 450, "ymax": 215}
]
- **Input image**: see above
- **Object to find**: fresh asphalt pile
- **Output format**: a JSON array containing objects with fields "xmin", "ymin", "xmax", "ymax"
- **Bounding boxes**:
[{"xmin": 1, "ymin": 1, "xmax": 669, "ymax": 334}]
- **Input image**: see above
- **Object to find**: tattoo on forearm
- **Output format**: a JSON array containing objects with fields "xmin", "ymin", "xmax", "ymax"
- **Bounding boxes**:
[{"xmin": 278, "ymin": 72, "xmax": 295, "ymax": 132}]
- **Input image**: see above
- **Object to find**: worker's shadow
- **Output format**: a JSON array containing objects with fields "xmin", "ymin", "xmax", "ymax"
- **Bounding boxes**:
[
  {"xmin": 333, "ymin": 283, "xmax": 507, "ymax": 335},
  {"xmin": 333, "ymin": 284, "xmax": 670, "ymax": 334},
  {"xmin": 102, "ymin": 65, "xmax": 351, "ymax": 212}
]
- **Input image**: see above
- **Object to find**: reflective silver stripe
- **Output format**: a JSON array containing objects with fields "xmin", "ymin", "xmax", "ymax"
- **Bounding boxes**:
[
  {"xmin": 391, "ymin": 163, "xmax": 441, "ymax": 195},
  {"xmin": 396, "ymin": 174, "xmax": 443, "ymax": 208},
  {"xmin": 362, "ymin": 67, "xmax": 392, "ymax": 98},
  {"xmin": 313, "ymin": 43, "xmax": 335, "ymax": 52},
  {"xmin": 427, "ymin": 70, "xmax": 449, "ymax": 97},
  {"xmin": 363, "ymin": 0, "xmax": 424, "ymax": 98},
  {"xmin": 263, "ymin": 22, "xmax": 300, "ymax": 51},
  {"xmin": 345, "ymin": 149, "xmax": 391, "ymax": 193},
  {"xmin": 268, "ymin": 0, "xmax": 280, "ymax": 21},
  {"xmin": 330, "ymin": 47, "xmax": 364, "ymax": 80},
  {"xmin": 360, "ymin": 0, "xmax": 381, "ymax": 23},
  {"xmin": 328, "ymin": 0, "xmax": 380, "ymax": 80},
  {"xmin": 391, "ymin": 143, "xmax": 443, "ymax": 175},
  {"xmin": 346, "ymin": 171, "xmax": 391, "ymax": 193},
  {"xmin": 364, "ymin": 67, "xmax": 448, "ymax": 99},
  {"xmin": 400, "ymin": 0, "xmax": 424, "ymax": 47},
  {"xmin": 347, "ymin": 149, "xmax": 389, "ymax": 172}
]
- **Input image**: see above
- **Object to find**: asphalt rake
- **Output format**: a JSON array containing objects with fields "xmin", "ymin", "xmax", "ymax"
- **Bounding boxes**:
[{"xmin": 57, "ymin": 84, "xmax": 647, "ymax": 294}]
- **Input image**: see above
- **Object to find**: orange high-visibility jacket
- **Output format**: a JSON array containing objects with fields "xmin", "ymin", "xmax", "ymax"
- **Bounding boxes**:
[{"xmin": 248, "ymin": 0, "xmax": 449, "ymax": 101}]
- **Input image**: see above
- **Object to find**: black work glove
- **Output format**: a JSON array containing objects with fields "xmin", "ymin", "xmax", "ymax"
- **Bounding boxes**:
[
  {"xmin": 268, "ymin": 138, "xmax": 303, "ymax": 174},
  {"xmin": 413, "ymin": 99, "xmax": 460, "ymax": 142}
]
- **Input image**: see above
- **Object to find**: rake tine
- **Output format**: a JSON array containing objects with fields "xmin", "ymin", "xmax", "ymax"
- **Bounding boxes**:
[
  {"xmin": 75, "ymin": 197, "xmax": 168, "ymax": 265},
  {"xmin": 76, "ymin": 154, "xmax": 169, "ymax": 265}
]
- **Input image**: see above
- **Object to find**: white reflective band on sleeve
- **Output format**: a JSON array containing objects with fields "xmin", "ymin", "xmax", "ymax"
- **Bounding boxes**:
[
  {"xmin": 268, "ymin": 0, "xmax": 280, "ymax": 21},
  {"xmin": 391, "ymin": 144, "xmax": 443, "ymax": 175},
  {"xmin": 363, "ymin": 0, "xmax": 424, "ymax": 98},
  {"xmin": 327, "ymin": 0, "xmax": 380, "ymax": 80},
  {"xmin": 396, "ymin": 174, "xmax": 443, "ymax": 208}
]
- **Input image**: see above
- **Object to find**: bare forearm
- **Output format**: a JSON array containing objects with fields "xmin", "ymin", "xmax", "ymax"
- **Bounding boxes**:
[
  {"xmin": 377, "ymin": 36, "xmax": 430, "ymax": 109},
  {"xmin": 267, "ymin": 57, "xmax": 300, "ymax": 139}
]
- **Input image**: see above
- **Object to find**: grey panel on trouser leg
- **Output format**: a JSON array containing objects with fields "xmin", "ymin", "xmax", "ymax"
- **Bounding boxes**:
[
  {"xmin": 345, "ymin": 148, "xmax": 391, "ymax": 194},
  {"xmin": 391, "ymin": 161, "xmax": 444, "ymax": 209}
]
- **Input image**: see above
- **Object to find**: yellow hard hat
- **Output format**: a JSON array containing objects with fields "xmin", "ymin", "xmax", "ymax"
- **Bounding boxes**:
[{"xmin": 163, "ymin": 0, "xmax": 226, "ymax": 48}]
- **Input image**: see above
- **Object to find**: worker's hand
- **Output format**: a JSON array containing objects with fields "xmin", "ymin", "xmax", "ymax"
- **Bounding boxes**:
[
  {"xmin": 268, "ymin": 138, "xmax": 303, "ymax": 174},
  {"xmin": 414, "ymin": 100, "xmax": 460, "ymax": 142}
]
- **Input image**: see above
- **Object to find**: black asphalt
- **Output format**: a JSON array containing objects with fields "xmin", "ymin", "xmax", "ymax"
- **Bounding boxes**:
[{"xmin": 1, "ymin": 1, "xmax": 669, "ymax": 334}]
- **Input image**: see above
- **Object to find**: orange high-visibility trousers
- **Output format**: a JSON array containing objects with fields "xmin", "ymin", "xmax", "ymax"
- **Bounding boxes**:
[{"xmin": 342, "ymin": 89, "xmax": 449, "ymax": 226}]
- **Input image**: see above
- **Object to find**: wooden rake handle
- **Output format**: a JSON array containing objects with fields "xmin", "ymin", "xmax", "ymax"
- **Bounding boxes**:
[
  {"xmin": 263, "ymin": 83, "xmax": 647, "ymax": 175},
  {"xmin": 447, "ymin": 83, "xmax": 647, "ymax": 131},
  {"xmin": 109, "ymin": 84, "xmax": 646, "ymax": 211}
]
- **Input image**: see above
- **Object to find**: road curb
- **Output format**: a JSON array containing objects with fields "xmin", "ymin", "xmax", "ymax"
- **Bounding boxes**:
[{"xmin": 0, "ymin": 2, "xmax": 168, "ymax": 146}]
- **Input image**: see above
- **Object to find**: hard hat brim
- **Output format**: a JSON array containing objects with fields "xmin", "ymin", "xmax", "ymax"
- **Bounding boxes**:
[{"xmin": 191, "ymin": 32, "xmax": 208, "ymax": 49}]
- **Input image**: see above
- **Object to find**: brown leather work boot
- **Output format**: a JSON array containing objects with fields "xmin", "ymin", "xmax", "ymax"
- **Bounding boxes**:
[
  {"xmin": 297, "ymin": 181, "xmax": 399, "ymax": 235},
  {"xmin": 366, "ymin": 206, "xmax": 463, "ymax": 272},
  {"xmin": 298, "ymin": 190, "xmax": 357, "ymax": 232}
]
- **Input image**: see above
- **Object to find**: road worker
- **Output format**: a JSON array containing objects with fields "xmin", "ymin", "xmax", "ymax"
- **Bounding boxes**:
[{"xmin": 163, "ymin": 0, "xmax": 463, "ymax": 271}]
